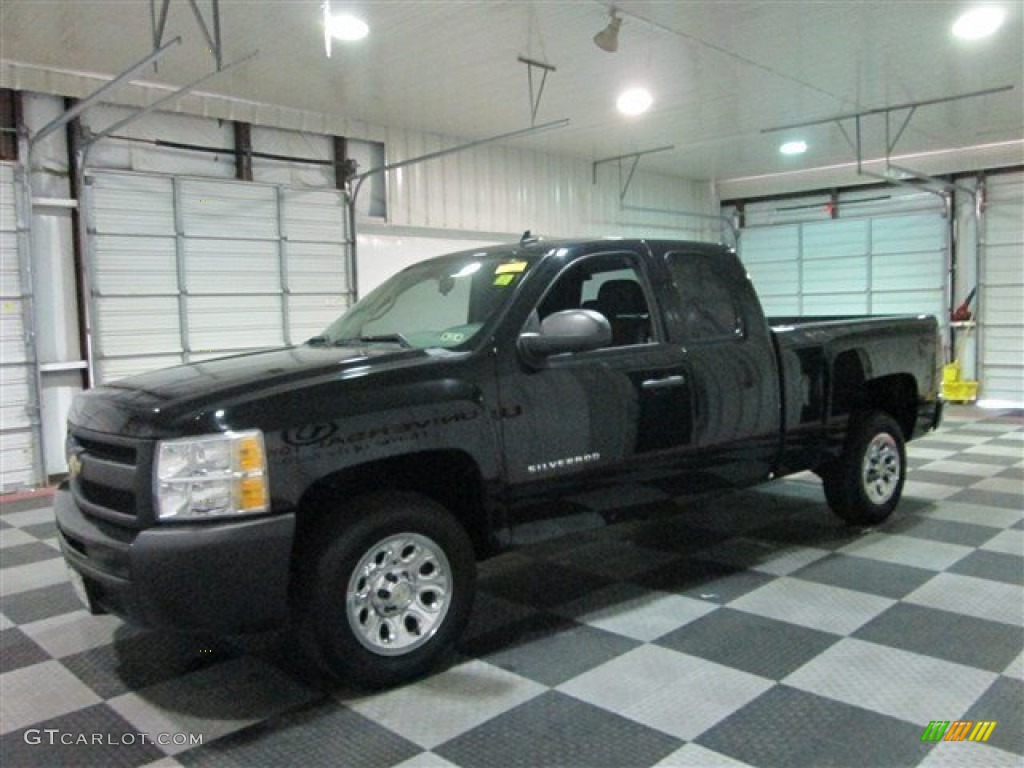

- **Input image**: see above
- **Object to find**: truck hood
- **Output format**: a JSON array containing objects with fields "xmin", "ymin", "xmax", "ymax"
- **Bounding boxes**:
[{"xmin": 69, "ymin": 344, "xmax": 456, "ymax": 436}]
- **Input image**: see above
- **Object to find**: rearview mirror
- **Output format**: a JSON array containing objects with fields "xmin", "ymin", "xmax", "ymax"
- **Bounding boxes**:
[{"xmin": 518, "ymin": 309, "xmax": 611, "ymax": 363}]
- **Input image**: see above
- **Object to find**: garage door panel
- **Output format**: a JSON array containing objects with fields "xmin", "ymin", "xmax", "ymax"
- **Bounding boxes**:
[
  {"xmin": 283, "ymin": 189, "xmax": 346, "ymax": 243},
  {"xmin": 184, "ymin": 238, "xmax": 281, "ymax": 294},
  {"xmin": 803, "ymin": 294, "xmax": 869, "ymax": 315},
  {"xmin": 871, "ymin": 291, "xmax": 945, "ymax": 318},
  {"xmin": 287, "ymin": 242, "xmax": 348, "ymax": 294},
  {"xmin": 871, "ymin": 250, "xmax": 944, "ymax": 292},
  {"xmin": 760, "ymin": 296, "xmax": 801, "ymax": 316},
  {"xmin": 0, "ymin": 430, "xmax": 35, "ymax": 489},
  {"xmin": 0, "ymin": 365, "xmax": 31, "ymax": 429},
  {"xmin": 99, "ymin": 355, "xmax": 184, "ymax": 383},
  {"xmin": 179, "ymin": 180, "xmax": 278, "ymax": 240},
  {"xmin": 1, "ymin": 231, "xmax": 20, "ymax": 296},
  {"xmin": 803, "ymin": 258, "xmax": 867, "ymax": 294},
  {"xmin": 91, "ymin": 174, "xmax": 175, "ymax": 236},
  {"xmin": 1, "ymin": 302, "xmax": 26, "ymax": 363},
  {"xmin": 187, "ymin": 295, "xmax": 284, "ymax": 351},
  {"xmin": 94, "ymin": 236, "xmax": 178, "ymax": 295},
  {"xmin": 983, "ymin": 244, "xmax": 1024, "ymax": 283},
  {"xmin": 982, "ymin": 285, "xmax": 1024, "ymax": 326},
  {"xmin": 739, "ymin": 225, "xmax": 798, "ymax": 263},
  {"xmin": 288, "ymin": 294, "xmax": 348, "ymax": 342},
  {"xmin": 803, "ymin": 219, "xmax": 867, "ymax": 259},
  {"xmin": 744, "ymin": 261, "xmax": 799, "ymax": 297},
  {"xmin": 95, "ymin": 297, "xmax": 182, "ymax": 356},
  {"xmin": 871, "ymin": 214, "xmax": 946, "ymax": 255}
]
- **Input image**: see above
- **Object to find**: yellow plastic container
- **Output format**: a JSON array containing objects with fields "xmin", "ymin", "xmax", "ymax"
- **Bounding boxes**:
[{"xmin": 942, "ymin": 362, "xmax": 979, "ymax": 402}]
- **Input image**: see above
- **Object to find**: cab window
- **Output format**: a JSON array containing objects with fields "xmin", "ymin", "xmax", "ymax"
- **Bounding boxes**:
[{"xmin": 535, "ymin": 254, "xmax": 654, "ymax": 347}]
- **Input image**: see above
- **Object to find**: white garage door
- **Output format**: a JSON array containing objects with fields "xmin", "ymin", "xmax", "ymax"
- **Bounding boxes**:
[
  {"xmin": 981, "ymin": 172, "xmax": 1024, "ymax": 405},
  {"xmin": 738, "ymin": 208, "xmax": 947, "ymax": 326},
  {"xmin": 86, "ymin": 171, "xmax": 353, "ymax": 383},
  {"xmin": 0, "ymin": 162, "xmax": 40, "ymax": 490}
]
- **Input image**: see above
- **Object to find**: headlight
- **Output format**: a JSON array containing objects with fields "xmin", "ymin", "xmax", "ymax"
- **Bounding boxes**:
[{"xmin": 155, "ymin": 430, "xmax": 268, "ymax": 521}]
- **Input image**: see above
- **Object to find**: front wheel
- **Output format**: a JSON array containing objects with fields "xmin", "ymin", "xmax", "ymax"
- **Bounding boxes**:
[
  {"xmin": 823, "ymin": 411, "xmax": 907, "ymax": 525},
  {"xmin": 296, "ymin": 492, "xmax": 476, "ymax": 689}
]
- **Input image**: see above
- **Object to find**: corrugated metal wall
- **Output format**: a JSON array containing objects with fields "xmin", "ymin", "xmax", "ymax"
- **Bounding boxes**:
[
  {"xmin": 87, "ymin": 171, "xmax": 350, "ymax": 382},
  {"xmin": 981, "ymin": 171, "xmax": 1024, "ymax": 404},
  {"xmin": 381, "ymin": 125, "xmax": 717, "ymax": 241},
  {"xmin": 0, "ymin": 162, "xmax": 36, "ymax": 489}
]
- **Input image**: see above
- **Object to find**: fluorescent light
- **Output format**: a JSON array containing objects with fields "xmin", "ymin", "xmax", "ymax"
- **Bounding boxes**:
[
  {"xmin": 617, "ymin": 87, "xmax": 653, "ymax": 116},
  {"xmin": 779, "ymin": 140, "xmax": 807, "ymax": 155},
  {"xmin": 952, "ymin": 7, "xmax": 1004, "ymax": 40},
  {"xmin": 328, "ymin": 13, "xmax": 369, "ymax": 42}
]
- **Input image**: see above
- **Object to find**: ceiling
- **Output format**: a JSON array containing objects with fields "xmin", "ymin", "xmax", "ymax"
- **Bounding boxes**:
[{"xmin": 2, "ymin": 1, "xmax": 1022, "ymax": 197}]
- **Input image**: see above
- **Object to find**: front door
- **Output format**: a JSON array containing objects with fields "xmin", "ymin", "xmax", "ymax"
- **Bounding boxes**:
[{"xmin": 495, "ymin": 250, "xmax": 694, "ymax": 542}]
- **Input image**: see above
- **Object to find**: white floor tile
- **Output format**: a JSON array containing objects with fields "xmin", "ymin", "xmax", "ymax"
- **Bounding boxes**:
[
  {"xmin": 838, "ymin": 533, "xmax": 973, "ymax": 571},
  {"xmin": 0, "ymin": 660, "xmax": 102, "ymax": 734},
  {"xmin": 0, "ymin": 559, "xmax": 72, "ymax": 597},
  {"xmin": 905, "ymin": 572, "xmax": 1024, "ymax": 626},
  {"xmin": 918, "ymin": 502, "xmax": 1023, "ymax": 529},
  {"xmin": 343, "ymin": 659, "xmax": 545, "ymax": 749},
  {"xmin": 557, "ymin": 584, "xmax": 717, "ymax": 641},
  {"xmin": 784, "ymin": 637, "xmax": 996, "ymax": 726},
  {"xmin": 980, "ymin": 529, "xmax": 1024, "ymax": 556},
  {"xmin": 655, "ymin": 743, "xmax": 755, "ymax": 767},
  {"xmin": 21, "ymin": 610, "xmax": 134, "ymax": 658},
  {"xmin": 728, "ymin": 577, "xmax": 893, "ymax": 635}
]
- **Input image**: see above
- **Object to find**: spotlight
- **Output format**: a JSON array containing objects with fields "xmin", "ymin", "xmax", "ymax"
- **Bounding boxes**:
[{"xmin": 594, "ymin": 11, "xmax": 622, "ymax": 53}]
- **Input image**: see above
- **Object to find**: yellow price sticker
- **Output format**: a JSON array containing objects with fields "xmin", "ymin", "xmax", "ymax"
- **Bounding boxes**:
[{"xmin": 496, "ymin": 261, "xmax": 528, "ymax": 275}]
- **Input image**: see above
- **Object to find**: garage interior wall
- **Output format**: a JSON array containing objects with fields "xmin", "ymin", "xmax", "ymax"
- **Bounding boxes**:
[{"xmin": 3, "ymin": 90, "xmax": 717, "ymax": 489}]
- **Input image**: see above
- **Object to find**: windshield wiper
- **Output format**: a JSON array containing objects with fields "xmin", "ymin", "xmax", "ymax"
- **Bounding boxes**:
[{"xmin": 334, "ymin": 334, "xmax": 412, "ymax": 349}]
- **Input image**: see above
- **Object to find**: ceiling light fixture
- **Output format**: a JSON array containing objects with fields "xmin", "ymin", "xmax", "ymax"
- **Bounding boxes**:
[
  {"xmin": 329, "ymin": 13, "xmax": 369, "ymax": 41},
  {"xmin": 952, "ymin": 7, "xmax": 1005, "ymax": 40},
  {"xmin": 617, "ymin": 87, "xmax": 653, "ymax": 116},
  {"xmin": 780, "ymin": 140, "xmax": 808, "ymax": 156},
  {"xmin": 594, "ymin": 10, "xmax": 622, "ymax": 53}
]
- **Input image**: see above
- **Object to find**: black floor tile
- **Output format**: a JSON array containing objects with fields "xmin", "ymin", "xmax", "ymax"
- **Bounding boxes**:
[
  {"xmin": 696, "ymin": 685, "xmax": 932, "ymax": 768},
  {"xmin": 0, "ymin": 627, "xmax": 51, "ymax": 674},
  {"xmin": 790, "ymin": 553, "xmax": 935, "ymax": 599},
  {"xmin": 62, "ymin": 629, "xmax": 242, "ymax": 700},
  {"xmin": 949, "ymin": 550, "xmax": 1024, "ymax": 586},
  {"xmin": 0, "ymin": 541, "xmax": 63, "ymax": 568},
  {"xmin": 18, "ymin": 521, "xmax": 58, "ymax": 539},
  {"xmin": 477, "ymin": 560, "xmax": 613, "ymax": 609},
  {"xmin": 655, "ymin": 608, "xmax": 839, "ymax": 681},
  {"xmin": 854, "ymin": 603, "xmax": 1024, "ymax": 673},
  {"xmin": 0, "ymin": 703, "xmax": 164, "ymax": 767},
  {"xmin": 465, "ymin": 612, "xmax": 639, "ymax": 687},
  {"xmin": 178, "ymin": 699, "xmax": 418, "ymax": 768},
  {"xmin": 436, "ymin": 690, "xmax": 682, "ymax": 768},
  {"xmin": 948, "ymin": 488, "xmax": 1024, "ymax": 510},
  {"xmin": 0, "ymin": 582, "xmax": 84, "ymax": 625},
  {"xmin": 633, "ymin": 556, "xmax": 774, "ymax": 604},
  {"xmin": 964, "ymin": 676, "xmax": 1024, "ymax": 756},
  {"xmin": 880, "ymin": 516, "xmax": 1002, "ymax": 548}
]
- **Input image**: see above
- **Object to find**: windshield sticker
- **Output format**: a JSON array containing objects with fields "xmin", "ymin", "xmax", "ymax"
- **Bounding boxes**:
[
  {"xmin": 493, "ymin": 273, "xmax": 517, "ymax": 287},
  {"xmin": 496, "ymin": 261, "xmax": 528, "ymax": 274}
]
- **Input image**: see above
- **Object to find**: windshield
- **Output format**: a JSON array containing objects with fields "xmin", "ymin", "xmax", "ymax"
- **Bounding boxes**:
[{"xmin": 315, "ymin": 250, "xmax": 535, "ymax": 350}]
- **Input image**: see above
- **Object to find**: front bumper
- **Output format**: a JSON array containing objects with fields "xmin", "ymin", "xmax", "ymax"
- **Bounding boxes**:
[{"xmin": 55, "ymin": 488, "xmax": 295, "ymax": 633}]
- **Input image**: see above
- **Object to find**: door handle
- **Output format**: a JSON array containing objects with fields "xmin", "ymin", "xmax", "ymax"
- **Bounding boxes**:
[{"xmin": 642, "ymin": 374, "xmax": 686, "ymax": 390}]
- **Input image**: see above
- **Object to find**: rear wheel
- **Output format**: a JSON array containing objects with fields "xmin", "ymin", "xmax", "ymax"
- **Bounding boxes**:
[
  {"xmin": 823, "ymin": 411, "xmax": 906, "ymax": 525},
  {"xmin": 296, "ymin": 492, "xmax": 475, "ymax": 689}
]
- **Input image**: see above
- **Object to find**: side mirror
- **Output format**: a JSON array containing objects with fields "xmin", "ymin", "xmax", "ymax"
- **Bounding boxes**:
[{"xmin": 518, "ymin": 309, "xmax": 612, "ymax": 363}]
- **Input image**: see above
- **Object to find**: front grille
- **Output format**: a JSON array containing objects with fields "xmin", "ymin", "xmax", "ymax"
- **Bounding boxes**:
[{"xmin": 68, "ymin": 429, "xmax": 152, "ymax": 528}]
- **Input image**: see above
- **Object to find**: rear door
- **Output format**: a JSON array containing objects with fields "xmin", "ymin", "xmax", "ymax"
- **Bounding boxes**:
[{"xmin": 657, "ymin": 247, "xmax": 781, "ymax": 484}]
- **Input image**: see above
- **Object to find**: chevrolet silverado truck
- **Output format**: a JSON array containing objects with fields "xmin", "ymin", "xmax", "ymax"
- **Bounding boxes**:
[{"xmin": 57, "ymin": 237, "xmax": 942, "ymax": 687}]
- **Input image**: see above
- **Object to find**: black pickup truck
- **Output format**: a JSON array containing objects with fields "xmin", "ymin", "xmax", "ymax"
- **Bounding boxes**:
[{"xmin": 57, "ymin": 237, "xmax": 942, "ymax": 687}]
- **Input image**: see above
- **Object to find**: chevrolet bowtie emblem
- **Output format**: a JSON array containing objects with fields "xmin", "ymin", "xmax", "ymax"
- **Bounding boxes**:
[{"xmin": 68, "ymin": 453, "xmax": 83, "ymax": 478}]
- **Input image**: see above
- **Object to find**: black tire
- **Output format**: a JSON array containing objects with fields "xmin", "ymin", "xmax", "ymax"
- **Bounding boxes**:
[
  {"xmin": 822, "ymin": 411, "xmax": 907, "ymax": 525},
  {"xmin": 296, "ymin": 491, "xmax": 476, "ymax": 689}
]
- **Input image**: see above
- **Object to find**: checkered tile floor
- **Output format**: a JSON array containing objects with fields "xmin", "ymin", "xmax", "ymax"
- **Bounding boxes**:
[{"xmin": 2, "ymin": 406, "xmax": 1022, "ymax": 767}]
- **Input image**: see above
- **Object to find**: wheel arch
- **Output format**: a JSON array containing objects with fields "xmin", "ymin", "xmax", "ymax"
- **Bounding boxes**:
[{"xmin": 293, "ymin": 449, "xmax": 493, "ymax": 560}]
